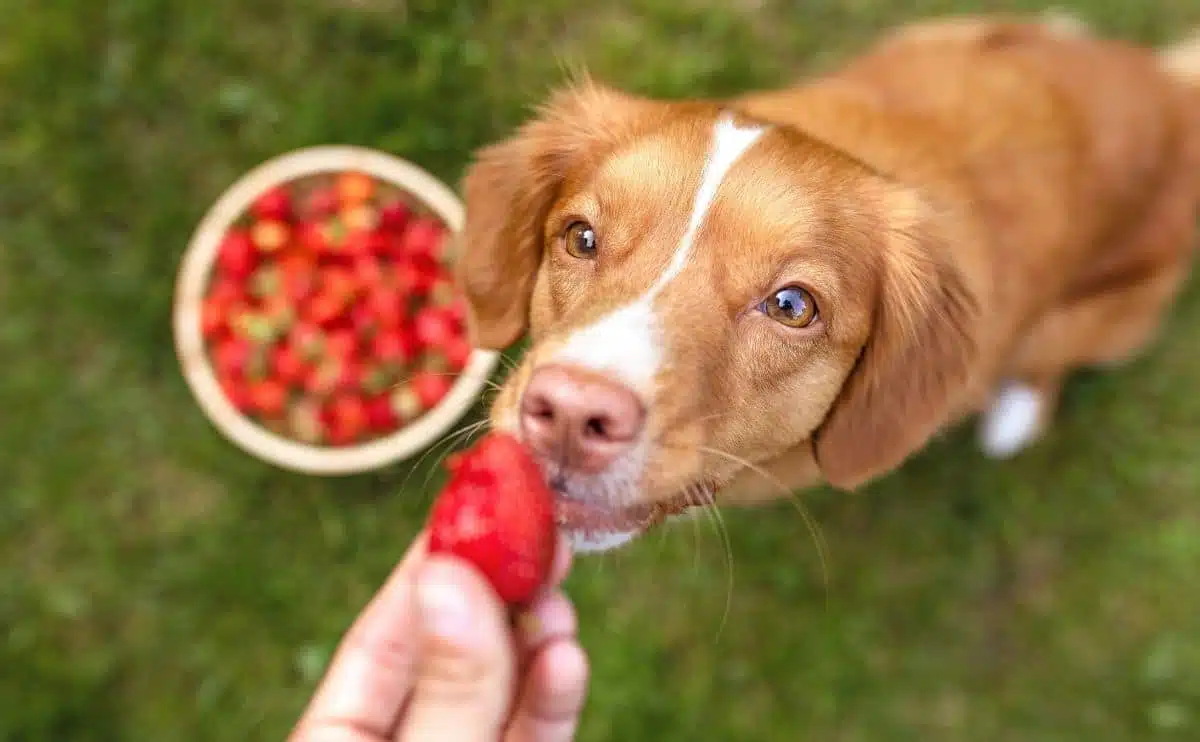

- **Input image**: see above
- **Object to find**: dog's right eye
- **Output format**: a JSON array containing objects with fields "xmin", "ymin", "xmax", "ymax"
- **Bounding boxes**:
[{"xmin": 563, "ymin": 221, "xmax": 598, "ymax": 260}]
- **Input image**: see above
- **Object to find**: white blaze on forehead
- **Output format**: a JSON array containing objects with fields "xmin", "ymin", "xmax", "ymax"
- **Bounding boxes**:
[{"xmin": 552, "ymin": 113, "xmax": 767, "ymax": 395}]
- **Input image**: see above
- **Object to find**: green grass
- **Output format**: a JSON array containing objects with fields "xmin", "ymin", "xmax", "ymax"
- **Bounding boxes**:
[{"xmin": 3, "ymin": 0, "xmax": 1200, "ymax": 739}]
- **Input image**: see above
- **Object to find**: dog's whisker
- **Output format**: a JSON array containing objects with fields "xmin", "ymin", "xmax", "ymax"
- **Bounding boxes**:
[
  {"xmin": 414, "ymin": 419, "xmax": 492, "ymax": 494},
  {"xmin": 697, "ymin": 445, "xmax": 831, "ymax": 607}
]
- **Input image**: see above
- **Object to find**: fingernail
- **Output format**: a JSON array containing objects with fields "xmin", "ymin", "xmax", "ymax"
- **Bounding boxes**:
[{"xmin": 416, "ymin": 563, "xmax": 474, "ymax": 642}]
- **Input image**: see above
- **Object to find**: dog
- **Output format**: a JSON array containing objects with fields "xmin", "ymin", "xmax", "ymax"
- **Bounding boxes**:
[{"xmin": 453, "ymin": 13, "xmax": 1200, "ymax": 553}]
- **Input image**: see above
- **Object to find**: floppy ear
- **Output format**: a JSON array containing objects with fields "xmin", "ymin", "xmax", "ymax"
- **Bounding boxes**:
[
  {"xmin": 455, "ymin": 80, "xmax": 663, "ymax": 349},
  {"xmin": 813, "ymin": 193, "xmax": 980, "ymax": 490}
]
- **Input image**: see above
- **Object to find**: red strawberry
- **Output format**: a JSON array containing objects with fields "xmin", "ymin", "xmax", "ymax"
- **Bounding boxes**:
[
  {"xmin": 441, "ymin": 336, "xmax": 473, "ymax": 372},
  {"xmin": 366, "ymin": 286, "xmax": 406, "ymax": 330},
  {"xmin": 252, "ymin": 185, "xmax": 292, "ymax": 222},
  {"xmin": 325, "ymin": 328, "xmax": 358, "ymax": 360},
  {"xmin": 305, "ymin": 290, "xmax": 346, "ymax": 327},
  {"xmin": 216, "ymin": 229, "xmax": 258, "ymax": 281},
  {"xmin": 337, "ymin": 356, "xmax": 365, "ymax": 393},
  {"xmin": 289, "ymin": 321, "xmax": 326, "ymax": 362},
  {"xmin": 247, "ymin": 379, "xmax": 288, "ymax": 417},
  {"xmin": 212, "ymin": 336, "xmax": 253, "ymax": 378},
  {"xmin": 426, "ymin": 432, "xmax": 557, "ymax": 605},
  {"xmin": 393, "ymin": 370, "xmax": 453, "ymax": 414},
  {"xmin": 251, "ymin": 219, "xmax": 290, "ymax": 252},
  {"xmin": 396, "ymin": 259, "xmax": 435, "ymax": 297},
  {"xmin": 305, "ymin": 187, "xmax": 340, "ymax": 219},
  {"xmin": 326, "ymin": 393, "xmax": 369, "ymax": 444},
  {"xmin": 336, "ymin": 171, "xmax": 375, "ymax": 206},
  {"xmin": 370, "ymin": 329, "xmax": 417, "ymax": 368},
  {"xmin": 206, "ymin": 277, "xmax": 245, "ymax": 306},
  {"xmin": 351, "ymin": 255, "xmax": 383, "ymax": 288},
  {"xmin": 270, "ymin": 343, "xmax": 307, "ymax": 386},
  {"xmin": 364, "ymin": 394, "xmax": 399, "ymax": 431},
  {"xmin": 349, "ymin": 301, "xmax": 379, "ymax": 340},
  {"xmin": 304, "ymin": 358, "xmax": 344, "ymax": 398},
  {"xmin": 402, "ymin": 217, "xmax": 446, "ymax": 263},
  {"xmin": 414, "ymin": 370, "xmax": 452, "ymax": 408},
  {"xmin": 379, "ymin": 200, "xmax": 411, "ymax": 234},
  {"xmin": 200, "ymin": 295, "xmax": 230, "ymax": 340},
  {"xmin": 413, "ymin": 306, "xmax": 457, "ymax": 350},
  {"xmin": 219, "ymin": 374, "xmax": 255, "ymax": 414},
  {"xmin": 321, "ymin": 266, "xmax": 359, "ymax": 302}
]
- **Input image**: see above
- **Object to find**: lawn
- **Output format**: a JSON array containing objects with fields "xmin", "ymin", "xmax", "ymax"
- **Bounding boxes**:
[{"xmin": 3, "ymin": 0, "xmax": 1200, "ymax": 740}]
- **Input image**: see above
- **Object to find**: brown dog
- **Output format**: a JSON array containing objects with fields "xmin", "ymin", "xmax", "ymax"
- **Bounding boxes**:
[{"xmin": 454, "ymin": 14, "xmax": 1200, "ymax": 552}]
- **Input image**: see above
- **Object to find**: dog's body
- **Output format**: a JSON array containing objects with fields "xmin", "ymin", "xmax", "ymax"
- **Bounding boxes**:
[{"xmin": 456, "ymin": 15, "xmax": 1200, "ymax": 552}]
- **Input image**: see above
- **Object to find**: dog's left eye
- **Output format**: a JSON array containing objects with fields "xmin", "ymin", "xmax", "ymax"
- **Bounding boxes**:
[
  {"xmin": 563, "ymin": 221, "xmax": 598, "ymax": 260},
  {"xmin": 762, "ymin": 286, "xmax": 818, "ymax": 328}
]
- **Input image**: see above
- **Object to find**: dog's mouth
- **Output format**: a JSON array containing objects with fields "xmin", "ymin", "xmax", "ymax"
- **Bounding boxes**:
[{"xmin": 550, "ymin": 479, "xmax": 712, "ymax": 551}]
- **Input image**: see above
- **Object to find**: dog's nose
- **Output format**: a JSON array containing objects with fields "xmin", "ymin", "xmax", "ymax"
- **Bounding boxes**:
[{"xmin": 520, "ymin": 364, "xmax": 646, "ymax": 474}]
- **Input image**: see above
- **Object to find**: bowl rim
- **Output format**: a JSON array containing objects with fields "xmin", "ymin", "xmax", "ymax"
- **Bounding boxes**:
[{"xmin": 173, "ymin": 145, "xmax": 500, "ymax": 476}]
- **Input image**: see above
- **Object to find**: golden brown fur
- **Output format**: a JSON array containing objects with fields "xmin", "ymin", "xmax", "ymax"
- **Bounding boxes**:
[{"xmin": 454, "ymin": 14, "xmax": 1200, "ymax": 543}]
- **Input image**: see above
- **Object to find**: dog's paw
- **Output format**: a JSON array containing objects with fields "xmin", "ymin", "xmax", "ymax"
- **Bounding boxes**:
[{"xmin": 978, "ymin": 381, "xmax": 1046, "ymax": 460}]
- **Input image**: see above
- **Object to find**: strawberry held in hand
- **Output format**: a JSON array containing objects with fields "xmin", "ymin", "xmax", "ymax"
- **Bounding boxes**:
[{"xmin": 427, "ymin": 433, "xmax": 558, "ymax": 606}]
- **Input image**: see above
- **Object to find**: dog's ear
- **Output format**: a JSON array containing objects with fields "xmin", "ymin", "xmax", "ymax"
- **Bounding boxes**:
[
  {"xmin": 814, "ymin": 191, "xmax": 980, "ymax": 490},
  {"xmin": 455, "ymin": 80, "xmax": 662, "ymax": 349}
]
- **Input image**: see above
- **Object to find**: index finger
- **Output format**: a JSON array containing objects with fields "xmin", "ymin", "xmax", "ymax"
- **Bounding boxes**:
[{"xmin": 291, "ymin": 530, "xmax": 429, "ymax": 741}]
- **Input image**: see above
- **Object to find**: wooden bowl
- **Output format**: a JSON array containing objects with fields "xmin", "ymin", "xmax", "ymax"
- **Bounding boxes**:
[{"xmin": 173, "ymin": 145, "xmax": 499, "ymax": 475}]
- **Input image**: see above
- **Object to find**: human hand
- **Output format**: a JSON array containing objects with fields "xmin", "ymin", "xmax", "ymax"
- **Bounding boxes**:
[{"xmin": 290, "ymin": 530, "xmax": 586, "ymax": 742}]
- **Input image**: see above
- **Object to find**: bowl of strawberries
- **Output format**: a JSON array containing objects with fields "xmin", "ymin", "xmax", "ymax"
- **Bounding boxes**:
[{"xmin": 173, "ymin": 145, "xmax": 500, "ymax": 475}]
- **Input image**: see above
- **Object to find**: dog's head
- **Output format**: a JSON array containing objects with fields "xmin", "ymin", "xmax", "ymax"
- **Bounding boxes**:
[{"xmin": 456, "ymin": 81, "xmax": 979, "ymax": 552}]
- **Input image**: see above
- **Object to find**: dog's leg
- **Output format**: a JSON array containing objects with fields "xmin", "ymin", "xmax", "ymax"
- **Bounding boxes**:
[
  {"xmin": 978, "ymin": 376, "xmax": 1061, "ymax": 460},
  {"xmin": 981, "ymin": 162, "xmax": 1196, "ymax": 460}
]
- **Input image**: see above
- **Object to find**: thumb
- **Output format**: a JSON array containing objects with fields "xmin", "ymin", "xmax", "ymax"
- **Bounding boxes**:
[{"xmin": 395, "ymin": 556, "xmax": 517, "ymax": 742}]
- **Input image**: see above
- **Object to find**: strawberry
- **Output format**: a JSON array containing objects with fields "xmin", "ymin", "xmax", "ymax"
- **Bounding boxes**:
[
  {"xmin": 444, "ymin": 297, "xmax": 468, "ymax": 328},
  {"xmin": 325, "ymin": 328, "xmax": 358, "ymax": 360},
  {"xmin": 441, "ymin": 336, "xmax": 473, "ymax": 372},
  {"xmin": 370, "ymin": 329, "xmax": 417, "ymax": 369},
  {"xmin": 413, "ymin": 306, "xmax": 457, "ymax": 350},
  {"xmin": 252, "ymin": 185, "xmax": 293, "ymax": 222},
  {"xmin": 359, "ymin": 362, "xmax": 395, "ymax": 396},
  {"xmin": 378, "ymin": 200, "xmax": 411, "ymax": 234},
  {"xmin": 364, "ymin": 394, "xmax": 399, "ymax": 431},
  {"xmin": 247, "ymin": 378, "xmax": 288, "ymax": 417},
  {"xmin": 289, "ymin": 321, "xmax": 326, "ymax": 362},
  {"xmin": 349, "ymin": 301, "xmax": 379, "ymax": 340},
  {"xmin": 288, "ymin": 397, "xmax": 325, "ymax": 444},
  {"xmin": 336, "ymin": 171, "xmax": 375, "ymax": 206},
  {"xmin": 251, "ymin": 219, "xmax": 290, "ymax": 253},
  {"xmin": 305, "ymin": 186, "xmax": 340, "ymax": 219},
  {"xmin": 200, "ymin": 295, "xmax": 230, "ymax": 340},
  {"xmin": 402, "ymin": 217, "xmax": 446, "ymax": 263},
  {"xmin": 337, "ymin": 356, "xmax": 365, "ymax": 393},
  {"xmin": 298, "ymin": 220, "xmax": 332, "ymax": 254},
  {"xmin": 281, "ymin": 260, "xmax": 318, "ymax": 304},
  {"xmin": 325, "ymin": 393, "xmax": 369, "ymax": 444},
  {"xmin": 249, "ymin": 264, "xmax": 282, "ymax": 300},
  {"xmin": 395, "ymin": 259, "xmax": 435, "ymax": 297},
  {"xmin": 392, "ymin": 370, "xmax": 452, "ymax": 418},
  {"xmin": 270, "ymin": 343, "xmax": 308, "ymax": 386},
  {"xmin": 341, "ymin": 203, "xmax": 379, "ymax": 233},
  {"xmin": 426, "ymin": 432, "xmax": 558, "ymax": 606},
  {"xmin": 305, "ymin": 290, "xmax": 346, "ymax": 327},
  {"xmin": 219, "ymin": 374, "xmax": 255, "ymax": 414},
  {"xmin": 365, "ymin": 286, "xmax": 406, "ymax": 330},
  {"xmin": 304, "ymin": 357, "xmax": 344, "ymax": 398},
  {"xmin": 213, "ymin": 336, "xmax": 267, "ymax": 380},
  {"xmin": 216, "ymin": 229, "xmax": 258, "ymax": 281}
]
